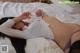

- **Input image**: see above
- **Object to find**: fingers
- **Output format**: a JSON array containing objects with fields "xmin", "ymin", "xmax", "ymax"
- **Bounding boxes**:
[
  {"xmin": 14, "ymin": 9, "xmax": 45, "ymax": 22},
  {"xmin": 35, "ymin": 9, "xmax": 45, "ymax": 17},
  {"xmin": 22, "ymin": 12, "xmax": 31, "ymax": 17},
  {"xmin": 13, "ymin": 12, "xmax": 31, "ymax": 22},
  {"xmin": 21, "ymin": 12, "xmax": 31, "ymax": 18},
  {"xmin": 18, "ymin": 12, "xmax": 31, "ymax": 19}
]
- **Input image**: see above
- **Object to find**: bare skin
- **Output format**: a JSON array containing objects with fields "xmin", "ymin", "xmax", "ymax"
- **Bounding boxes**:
[
  {"xmin": 43, "ymin": 16, "xmax": 80, "ymax": 49},
  {"xmin": 64, "ymin": 31, "xmax": 80, "ymax": 53},
  {"xmin": 13, "ymin": 12, "xmax": 31, "ymax": 22},
  {"xmin": 12, "ymin": 21, "xmax": 28, "ymax": 31},
  {"xmin": 12, "ymin": 12, "xmax": 31, "ymax": 31},
  {"xmin": 35, "ymin": 9, "xmax": 80, "ymax": 51}
]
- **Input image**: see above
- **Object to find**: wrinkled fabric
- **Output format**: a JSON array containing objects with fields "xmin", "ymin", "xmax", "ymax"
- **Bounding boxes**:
[
  {"xmin": 25, "ymin": 37, "xmax": 64, "ymax": 53},
  {"xmin": 0, "ymin": 2, "xmax": 80, "ymax": 24}
]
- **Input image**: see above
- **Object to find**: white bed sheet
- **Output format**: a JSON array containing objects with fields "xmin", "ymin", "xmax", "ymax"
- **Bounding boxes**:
[
  {"xmin": 26, "ymin": 37, "xmax": 64, "ymax": 53},
  {"xmin": 50, "ymin": 4, "xmax": 80, "ymax": 24},
  {"xmin": 0, "ymin": 2, "xmax": 51, "ymax": 17},
  {"xmin": 0, "ymin": 2, "xmax": 66, "ymax": 20},
  {"xmin": 0, "ymin": 2, "xmax": 80, "ymax": 25}
]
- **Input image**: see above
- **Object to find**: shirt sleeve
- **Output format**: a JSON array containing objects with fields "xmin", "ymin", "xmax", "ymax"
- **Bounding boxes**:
[
  {"xmin": 27, "ymin": 20, "xmax": 54, "ymax": 40},
  {"xmin": 0, "ymin": 18, "xmax": 54, "ymax": 39},
  {"xmin": 0, "ymin": 19, "xmax": 34, "ymax": 39}
]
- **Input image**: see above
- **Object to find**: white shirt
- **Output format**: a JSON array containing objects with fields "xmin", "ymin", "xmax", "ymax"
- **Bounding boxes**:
[{"xmin": 0, "ymin": 17, "xmax": 54, "ymax": 40}]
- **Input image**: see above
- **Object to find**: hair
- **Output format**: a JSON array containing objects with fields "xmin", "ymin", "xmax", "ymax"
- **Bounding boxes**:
[
  {"xmin": 31, "ymin": 0, "xmax": 53, "ymax": 4},
  {"xmin": 41, "ymin": 0, "xmax": 53, "ymax": 4}
]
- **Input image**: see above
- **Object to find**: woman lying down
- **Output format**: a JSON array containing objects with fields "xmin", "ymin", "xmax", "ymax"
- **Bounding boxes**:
[{"xmin": 0, "ymin": 9, "xmax": 80, "ymax": 53}]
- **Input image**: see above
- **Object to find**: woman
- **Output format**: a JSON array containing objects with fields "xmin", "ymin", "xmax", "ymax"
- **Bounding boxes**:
[
  {"xmin": 0, "ymin": 9, "xmax": 80, "ymax": 53},
  {"xmin": 9, "ymin": 11, "xmax": 64, "ymax": 53}
]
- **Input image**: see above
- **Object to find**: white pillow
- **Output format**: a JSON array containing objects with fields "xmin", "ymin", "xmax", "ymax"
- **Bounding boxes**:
[{"xmin": 0, "ymin": 2, "xmax": 50, "ymax": 17}]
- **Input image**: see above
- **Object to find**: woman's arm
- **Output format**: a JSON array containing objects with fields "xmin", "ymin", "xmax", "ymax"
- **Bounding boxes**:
[
  {"xmin": 0, "ymin": 17, "xmax": 54, "ymax": 40},
  {"xmin": 0, "ymin": 17, "xmax": 48, "ymax": 39},
  {"xmin": 0, "ymin": 12, "xmax": 34, "ymax": 39},
  {"xmin": 0, "ymin": 19, "xmax": 34, "ymax": 39}
]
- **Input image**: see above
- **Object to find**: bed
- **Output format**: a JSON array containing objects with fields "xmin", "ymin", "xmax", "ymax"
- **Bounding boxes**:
[{"xmin": 0, "ymin": 2, "xmax": 80, "ymax": 53}]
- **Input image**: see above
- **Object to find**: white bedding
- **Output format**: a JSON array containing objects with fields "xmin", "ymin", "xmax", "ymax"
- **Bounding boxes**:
[
  {"xmin": 50, "ymin": 4, "xmax": 80, "ymax": 24},
  {"xmin": 0, "ymin": 2, "xmax": 51, "ymax": 17},
  {"xmin": 0, "ymin": 2, "xmax": 80, "ymax": 24},
  {"xmin": 0, "ymin": 2, "xmax": 80, "ymax": 53},
  {"xmin": 26, "ymin": 37, "xmax": 64, "ymax": 53}
]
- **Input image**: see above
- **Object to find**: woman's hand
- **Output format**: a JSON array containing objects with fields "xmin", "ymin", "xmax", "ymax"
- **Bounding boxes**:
[
  {"xmin": 13, "ymin": 12, "xmax": 31, "ymax": 22},
  {"xmin": 35, "ymin": 9, "xmax": 45, "ymax": 17}
]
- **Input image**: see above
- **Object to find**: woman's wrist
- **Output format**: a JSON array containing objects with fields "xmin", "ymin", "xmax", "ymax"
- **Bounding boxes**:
[{"xmin": 13, "ymin": 17, "xmax": 22, "ymax": 22}]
